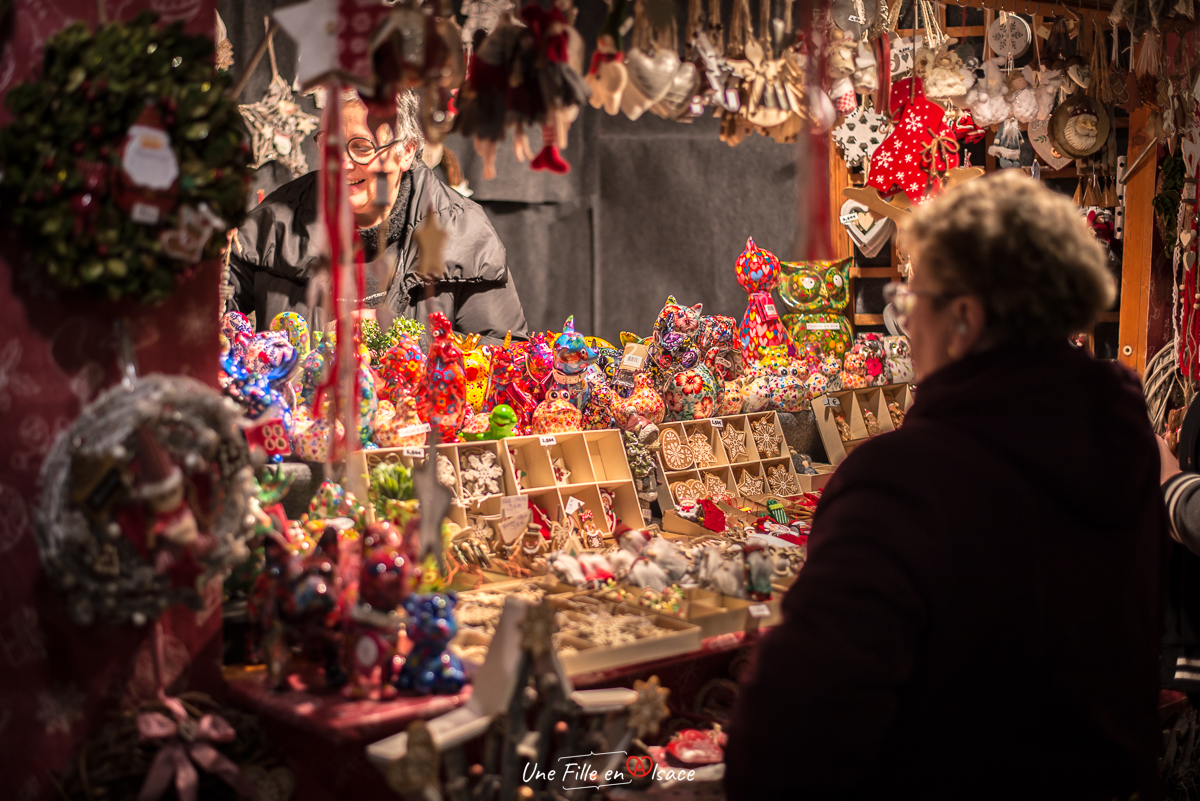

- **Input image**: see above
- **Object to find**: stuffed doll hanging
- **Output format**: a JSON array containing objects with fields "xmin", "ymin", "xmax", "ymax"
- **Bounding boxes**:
[
  {"xmin": 866, "ymin": 76, "xmax": 959, "ymax": 203},
  {"xmin": 735, "ymin": 237, "xmax": 794, "ymax": 364}
]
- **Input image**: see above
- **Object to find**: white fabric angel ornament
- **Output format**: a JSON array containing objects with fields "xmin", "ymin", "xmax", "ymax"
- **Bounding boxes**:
[
  {"xmin": 962, "ymin": 57, "xmax": 1011, "ymax": 127},
  {"xmin": 1007, "ymin": 65, "xmax": 1040, "ymax": 123},
  {"xmin": 922, "ymin": 42, "xmax": 974, "ymax": 100}
]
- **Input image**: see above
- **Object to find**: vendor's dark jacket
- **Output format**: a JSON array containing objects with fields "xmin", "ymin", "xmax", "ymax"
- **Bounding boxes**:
[
  {"xmin": 228, "ymin": 161, "xmax": 528, "ymax": 344},
  {"xmin": 726, "ymin": 343, "xmax": 1163, "ymax": 800}
]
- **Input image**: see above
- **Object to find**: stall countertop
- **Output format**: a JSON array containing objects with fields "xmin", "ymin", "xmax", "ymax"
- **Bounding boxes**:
[{"xmin": 224, "ymin": 630, "xmax": 758, "ymax": 745}]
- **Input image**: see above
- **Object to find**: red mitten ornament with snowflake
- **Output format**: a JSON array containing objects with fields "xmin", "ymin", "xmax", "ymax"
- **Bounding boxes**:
[
  {"xmin": 735, "ymin": 237, "xmax": 795, "ymax": 364},
  {"xmin": 866, "ymin": 77, "xmax": 959, "ymax": 204}
]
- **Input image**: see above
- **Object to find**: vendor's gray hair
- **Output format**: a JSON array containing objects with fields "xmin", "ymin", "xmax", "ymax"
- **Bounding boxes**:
[
  {"xmin": 341, "ymin": 88, "xmax": 424, "ymax": 158},
  {"xmin": 902, "ymin": 170, "xmax": 1115, "ymax": 346}
]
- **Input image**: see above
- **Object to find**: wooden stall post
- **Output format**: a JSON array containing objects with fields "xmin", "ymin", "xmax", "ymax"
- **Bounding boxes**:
[{"xmin": 1119, "ymin": 106, "xmax": 1159, "ymax": 374}]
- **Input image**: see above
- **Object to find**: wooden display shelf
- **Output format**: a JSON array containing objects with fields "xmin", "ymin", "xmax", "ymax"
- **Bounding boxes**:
[{"xmin": 346, "ymin": 429, "xmax": 644, "ymax": 542}]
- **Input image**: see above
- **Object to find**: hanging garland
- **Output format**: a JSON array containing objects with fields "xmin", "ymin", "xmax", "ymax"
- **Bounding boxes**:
[{"xmin": 0, "ymin": 13, "xmax": 250, "ymax": 303}]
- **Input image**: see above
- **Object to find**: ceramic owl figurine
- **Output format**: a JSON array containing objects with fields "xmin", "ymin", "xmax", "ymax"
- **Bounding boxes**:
[
  {"xmin": 735, "ymin": 237, "xmax": 795, "ymax": 364},
  {"xmin": 416, "ymin": 312, "xmax": 468, "ymax": 442}
]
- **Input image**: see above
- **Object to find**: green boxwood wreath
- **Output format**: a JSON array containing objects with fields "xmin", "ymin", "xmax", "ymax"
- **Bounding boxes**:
[{"xmin": 0, "ymin": 13, "xmax": 250, "ymax": 303}]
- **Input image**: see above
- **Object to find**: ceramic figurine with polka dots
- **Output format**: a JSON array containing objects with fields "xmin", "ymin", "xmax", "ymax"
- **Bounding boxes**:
[{"xmin": 416, "ymin": 312, "xmax": 468, "ymax": 442}]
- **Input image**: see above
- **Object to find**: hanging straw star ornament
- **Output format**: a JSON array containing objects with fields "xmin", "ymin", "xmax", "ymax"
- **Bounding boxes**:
[
  {"xmin": 414, "ymin": 209, "xmax": 448, "ymax": 280},
  {"xmin": 237, "ymin": 21, "xmax": 319, "ymax": 177},
  {"xmin": 628, "ymin": 675, "xmax": 670, "ymax": 738}
]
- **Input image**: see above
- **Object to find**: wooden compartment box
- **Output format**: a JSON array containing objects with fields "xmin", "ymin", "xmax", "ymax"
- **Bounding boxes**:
[{"xmin": 812, "ymin": 383, "xmax": 912, "ymax": 465}]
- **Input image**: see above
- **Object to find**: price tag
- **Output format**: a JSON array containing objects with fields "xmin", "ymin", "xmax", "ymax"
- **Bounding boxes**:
[
  {"xmin": 393, "ymin": 422, "xmax": 432, "ymax": 438},
  {"xmin": 564, "ymin": 496, "xmax": 585, "ymax": 515},
  {"xmin": 839, "ymin": 211, "xmax": 862, "ymax": 225},
  {"xmin": 402, "ymin": 446, "xmax": 426, "ymax": 458},
  {"xmin": 763, "ymin": 302, "xmax": 778, "ymax": 320},
  {"xmin": 709, "ymin": 418, "xmax": 725, "ymax": 429},
  {"xmin": 621, "ymin": 353, "xmax": 644, "ymax": 369},
  {"xmin": 501, "ymin": 495, "xmax": 527, "ymax": 519},
  {"xmin": 539, "ymin": 435, "xmax": 557, "ymax": 447},
  {"xmin": 847, "ymin": 14, "xmax": 865, "ymax": 23},
  {"xmin": 498, "ymin": 509, "xmax": 531, "ymax": 544},
  {"xmin": 748, "ymin": 603, "xmax": 771, "ymax": 619},
  {"xmin": 822, "ymin": 396, "xmax": 841, "ymax": 407},
  {"xmin": 1036, "ymin": 24, "xmax": 1051, "ymax": 38},
  {"xmin": 806, "ymin": 322, "xmax": 841, "ymax": 331}
]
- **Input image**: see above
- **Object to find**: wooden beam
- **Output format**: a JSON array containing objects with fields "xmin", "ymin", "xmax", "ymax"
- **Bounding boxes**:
[
  {"xmin": 854, "ymin": 314, "xmax": 886, "ymax": 325},
  {"xmin": 851, "ymin": 266, "xmax": 903, "ymax": 278},
  {"xmin": 1118, "ymin": 106, "xmax": 1158, "ymax": 375}
]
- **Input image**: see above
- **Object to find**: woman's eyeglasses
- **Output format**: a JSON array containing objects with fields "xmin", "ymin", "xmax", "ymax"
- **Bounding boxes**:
[
  {"xmin": 883, "ymin": 282, "xmax": 961, "ymax": 322},
  {"xmin": 315, "ymin": 132, "xmax": 401, "ymax": 165}
]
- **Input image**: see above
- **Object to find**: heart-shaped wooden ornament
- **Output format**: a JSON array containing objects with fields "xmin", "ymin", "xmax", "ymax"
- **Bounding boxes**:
[
  {"xmin": 659, "ymin": 428, "xmax": 694, "ymax": 471},
  {"xmin": 672, "ymin": 479, "xmax": 706, "ymax": 504},
  {"xmin": 1181, "ymin": 229, "xmax": 1195, "ymax": 251},
  {"xmin": 652, "ymin": 61, "xmax": 699, "ymax": 120},
  {"xmin": 626, "ymin": 49, "xmax": 682, "ymax": 106},
  {"xmin": 839, "ymin": 199, "xmax": 894, "ymax": 258},
  {"xmin": 1187, "ymin": 250, "xmax": 1197, "ymax": 271},
  {"xmin": 1028, "ymin": 119, "xmax": 1074, "ymax": 170}
]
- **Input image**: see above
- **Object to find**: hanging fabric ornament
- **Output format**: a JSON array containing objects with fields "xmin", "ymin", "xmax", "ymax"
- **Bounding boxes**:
[
  {"xmin": 988, "ymin": 118, "xmax": 1025, "ymax": 168},
  {"xmin": 735, "ymin": 237, "xmax": 794, "ymax": 363},
  {"xmin": 831, "ymin": 103, "xmax": 892, "ymax": 168},
  {"xmin": 587, "ymin": 0, "xmax": 631, "ymax": 115},
  {"xmin": 866, "ymin": 76, "xmax": 958, "ymax": 203},
  {"xmin": 237, "ymin": 20, "xmax": 320, "ymax": 178},
  {"xmin": 215, "ymin": 11, "xmax": 235, "ymax": 72}
]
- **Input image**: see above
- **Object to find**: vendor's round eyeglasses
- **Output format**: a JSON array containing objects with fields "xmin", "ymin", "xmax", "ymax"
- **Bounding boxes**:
[
  {"xmin": 346, "ymin": 136, "xmax": 401, "ymax": 165},
  {"xmin": 883, "ymin": 282, "xmax": 961, "ymax": 322},
  {"xmin": 316, "ymin": 132, "xmax": 401, "ymax": 165}
]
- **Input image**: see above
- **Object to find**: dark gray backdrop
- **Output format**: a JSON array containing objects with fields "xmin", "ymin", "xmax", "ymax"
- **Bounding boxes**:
[{"xmin": 219, "ymin": 0, "xmax": 799, "ymax": 344}]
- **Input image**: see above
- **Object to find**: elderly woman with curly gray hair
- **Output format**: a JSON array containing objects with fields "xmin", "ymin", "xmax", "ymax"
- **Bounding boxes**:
[{"xmin": 726, "ymin": 171, "xmax": 1164, "ymax": 800}]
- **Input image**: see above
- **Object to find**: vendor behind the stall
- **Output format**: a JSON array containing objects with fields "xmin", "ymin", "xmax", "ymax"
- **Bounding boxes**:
[{"xmin": 228, "ymin": 89, "xmax": 528, "ymax": 345}]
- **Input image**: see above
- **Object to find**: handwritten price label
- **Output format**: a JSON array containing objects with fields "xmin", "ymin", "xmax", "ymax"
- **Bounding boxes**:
[
  {"xmin": 402, "ymin": 446, "xmax": 426, "ymax": 458},
  {"xmin": 710, "ymin": 418, "xmax": 725, "ymax": 429},
  {"xmin": 539, "ymin": 435, "xmax": 557, "ymax": 447}
]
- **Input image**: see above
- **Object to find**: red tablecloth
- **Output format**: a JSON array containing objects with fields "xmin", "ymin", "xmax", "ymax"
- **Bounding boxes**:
[{"xmin": 226, "ymin": 631, "xmax": 763, "ymax": 800}]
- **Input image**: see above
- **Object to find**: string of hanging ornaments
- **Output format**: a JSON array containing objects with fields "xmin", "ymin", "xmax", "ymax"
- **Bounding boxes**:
[{"xmin": 0, "ymin": 13, "xmax": 250, "ymax": 303}]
